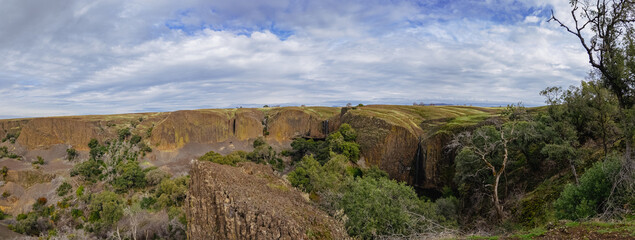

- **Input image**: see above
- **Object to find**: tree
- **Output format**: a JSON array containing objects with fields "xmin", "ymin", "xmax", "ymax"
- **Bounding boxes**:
[
  {"xmin": 452, "ymin": 120, "xmax": 534, "ymax": 220},
  {"xmin": 89, "ymin": 191, "xmax": 124, "ymax": 227},
  {"xmin": 550, "ymin": 0, "xmax": 634, "ymax": 108},
  {"xmin": 118, "ymin": 128, "xmax": 131, "ymax": 141},
  {"xmin": 111, "ymin": 161, "xmax": 146, "ymax": 193},
  {"xmin": 551, "ymin": 0, "xmax": 635, "ymax": 217}
]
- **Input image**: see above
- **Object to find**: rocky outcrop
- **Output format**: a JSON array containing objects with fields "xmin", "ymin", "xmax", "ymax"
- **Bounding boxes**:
[
  {"xmin": 340, "ymin": 111, "xmax": 421, "ymax": 183},
  {"xmin": 266, "ymin": 108, "xmax": 330, "ymax": 142},
  {"xmin": 187, "ymin": 161, "xmax": 348, "ymax": 240}
]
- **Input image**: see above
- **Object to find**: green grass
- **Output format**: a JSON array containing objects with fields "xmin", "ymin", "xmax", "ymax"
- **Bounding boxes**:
[
  {"xmin": 267, "ymin": 182, "xmax": 290, "ymax": 192},
  {"xmin": 440, "ymin": 113, "xmax": 493, "ymax": 132},
  {"xmin": 583, "ymin": 220, "xmax": 635, "ymax": 235},
  {"xmin": 348, "ymin": 105, "xmax": 497, "ymax": 134},
  {"xmin": 510, "ymin": 227, "xmax": 547, "ymax": 239},
  {"xmin": 258, "ymin": 106, "xmax": 341, "ymax": 120}
]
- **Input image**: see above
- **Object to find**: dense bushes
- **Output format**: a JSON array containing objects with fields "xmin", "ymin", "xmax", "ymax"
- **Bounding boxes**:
[
  {"xmin": 111, "ymin": 160, "xmax": 146, "ymax": 193},
  {"xmin": 199, "ymin": 150, "xmax": 246, "ymax": 166},
  {"xmin": 2, "ymin": 131, "xmax": 19, "ymax": 144},
  {"xmin": 89, "ymin": 191, "xmax": 123, "ymax": 229},
  {"xmin": 118, "ymin": 128, "xmax": 131, "ymax": 141},
  {"xmin": 14, "ymin": 133, "xmax": 187, "ymax": 239},
  {"xmin": 70, "ymin": 159, "xmax": 102, "ymax": 182},
  {"xmin": 288, "ymin": 154, "xmax": 350, "ymax": 193},
  {"xmin": 287, "ymin": 125, "xmax": 456, "ymax": 238},
  {"xmin": 154, "ymin": 176, "xmax": 188, "ymax": 209},
  {"xmin": 199, "ymin": 137, "xmax": 284, "ymax": 170},
  {"xmin": 290, "ymin": 123, "xmax": 360, "ymax": 164},
  {"xmin": 288, "ymin": 154, "xmax": 457, "ymax": 238},
  {"xmin": 340, "ymin": 176, "xmax": 449, "ymax": 238},
  {"xmin": 9, "ymin": 197, "xmax": 54, "ymax": 236},
  {"xmin": 554, "ymin": 156, "xmax": 622, "ymax": 220},
  {"xmin": 56, "ymin": 182, "xmax": 72, "ymax": 196}
]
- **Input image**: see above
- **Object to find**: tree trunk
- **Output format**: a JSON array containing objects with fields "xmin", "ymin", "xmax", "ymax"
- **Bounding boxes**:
[
  {"xmin": 493, "ymin": 173, "xmax": 503, "ymax": 220},
  {"xmin": 569, "ymin": 158, "xmax": 579, "ymax": 184}
]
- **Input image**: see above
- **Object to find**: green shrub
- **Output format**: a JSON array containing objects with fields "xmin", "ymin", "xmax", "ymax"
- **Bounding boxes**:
[
  {"xmin": 111, "ymin": 161, "xmax": 146, "ymax": 193},
  {"xmin": 362, "ymin": 165, "xmax": 389, "ymax": 180},
  {"xmin": 554, "ymin": 158, "xmax": 621, "ymax": 220},
  {"xmin": 340, "ymin": 176, "xmax": 440, "ymax": 238},
  {"xmin": 138, "ymin": 142, "xmax": 153, "ymax": 153},
  {"xmin": 0, "ymin": 209, "xmax": 7, "ymax": 220},
  {"xmin": 71, "ymin": 208, "xmax": 84, "ymax": 218},
  {"xmin": 338, "ymin": 123, "xmax": 357, "ymax": 142},
  {"xmin": 130, "ymin": 134, "xmax": 142, "ymax": 145},
  {"xmin": 66, "ymin": 148, "xmax": 78, "ymax": 161},
  {"xmin": 0, "ymin": 146, "xmax": 7, "ymax": 158},
  {"xmin": 253, "ymin": 137, "xmax": 266, "ymax": 148},
  {"xmin": 0, "ymin": 166, "xmax": 8, "ymax": 179},
  {"xmin": 288, "ymin": 154, "xmax": 350, "ymax": 194},
  {"xmin": 335, "ymin": 141, "xmax": 360, "ymax": 161},
  {"xmin": 199, "ymin": 150, "xmax": 246, "ymax": 166},
  {"xmin": 89, "ymin": 191, "xmax": 123, "ymax": 226},
  {"xmin": 140, "ymin": 196, "xmax": 157, "ymax": 209},
  {"xmin": 70, "ymin": 160, "xmax": 102, "ymax": 182},
  {"xmin": 88, "ymin": 138, "xmax": 99, "ymax": 149},
  {"xmin": 56, "ymin": 182, "xmax": 72, "ymax": 196},
  {"xmin": 9, "ymin": 211, "xmax": 50, "ymax": 236},
  {"xmin": 290, "ymin": 124, "xmax": 360, "ymax": 165},
  {"xmin": 33, "ymin": 156, "xmax": 45, "ymax": 165},
  {"xmin": 2, "ymin": 131, "xmax": 19, "ymax": 144},
  {"xmin": 76, "ymin": 185, "xmax": 84, "ymax": 197},
  {"xmin": 146, "ymin": 125, "xmax": 154, "ymax": 138},
  {"xmin": 155, "ymin": 177, "xmax": 188, "ymax": 208},
  {"xmin": 118, "ymin": 128, "xmax": 131, "ymax": 141},
  {"xmin": 88, "ymin": 139, "xmax": 106, "ymax": 160}
]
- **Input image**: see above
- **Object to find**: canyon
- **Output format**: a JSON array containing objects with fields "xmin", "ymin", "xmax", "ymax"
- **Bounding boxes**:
[{"xmin": 0, "ymin": 105, "xmax": 495, "ymax": 238}]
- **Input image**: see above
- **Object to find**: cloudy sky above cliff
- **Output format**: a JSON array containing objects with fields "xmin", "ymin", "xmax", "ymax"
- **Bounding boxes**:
[{"xmin": 0, "ymin": 0, "xmax": 589, "ymax": 118}]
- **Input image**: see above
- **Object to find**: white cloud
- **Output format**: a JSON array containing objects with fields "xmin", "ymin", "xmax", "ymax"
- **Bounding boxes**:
[{"xmin": 0, "ymin": 0, "xmax": 591, "ymax": 118}]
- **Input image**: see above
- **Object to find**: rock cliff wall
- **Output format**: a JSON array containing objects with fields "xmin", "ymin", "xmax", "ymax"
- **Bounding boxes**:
[{"xmin": 0, "ymin": 106, "xmax": 494, "ymax": 192}]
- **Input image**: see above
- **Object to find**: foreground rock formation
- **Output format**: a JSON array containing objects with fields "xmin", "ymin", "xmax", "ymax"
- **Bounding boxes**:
[{"xmin": 187, "ymin": 161, "xmax": 348, "ymax": 239}]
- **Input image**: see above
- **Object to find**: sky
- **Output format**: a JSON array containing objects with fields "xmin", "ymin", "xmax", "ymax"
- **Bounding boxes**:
[{"xmin": 0, "ymin": 0, "xmax": 590, "ymax": 119}]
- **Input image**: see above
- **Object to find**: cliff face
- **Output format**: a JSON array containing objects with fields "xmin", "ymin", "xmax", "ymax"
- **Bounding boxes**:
[
  {"xmin": 267, "ymin": 108, "xmax": 328, "ymax": 142},
  {"xmin": 411, "ymin": 132, "xmax": 456, "ymax": 191},
  {"xmin": 150, "ymin": 110, "xmax": 235, "ymax": 151},
  {"xmin": 0, "ymin": 106, "xmax": 493, "ymax": 191},
  {"xmin": 187, "ymin": 161, "xmax": 348, "ymax": 239},
  {"xmin": 340, "ymin": 111, "xmax": 421, "ymax": 183},
  {"xmin": 17, "ymin": 118, "xmax": 106, "ymax": 150}
]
